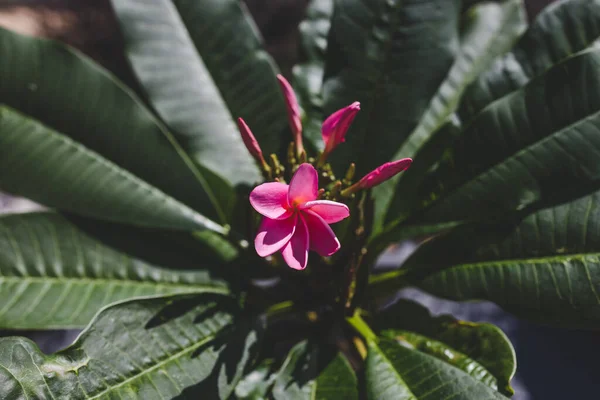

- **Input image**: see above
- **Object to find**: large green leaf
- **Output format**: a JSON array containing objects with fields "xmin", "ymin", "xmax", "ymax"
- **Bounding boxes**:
[
  {"xmin": 322, "ymin": 0, "xmax": 462, "ymax": 176},
  {"xmin": 376, "ymin": 300, "xmax": 516, "ymax": 395},
  {"xmin": 293, "ymin": 0, "xmax": 334, "ymax": 150},
  {"xmin": 373, "ymin": 0, "xmax": 526, "ymax": 233},
  {"xmin": 272, "ymin": 340, "xmax": 358, "ymax": 400},
  {"xmin": 0, "ymin": 106, "xmax": 225, "ymax": 233},
  {"xmin": 365, "ymin": 338, "xmax": 508, "ymax": 400},
  {"xmin": 0, "ymin": 293, "xmax": 261, "ymax": 399},
  {"xmin": 0, "ymin": 27, "xmax": 227, "ymax": 223},
  {"xmin": 0, "ymin": 212, "xmax": 228, "ymax": 329},
  {"xmin": 392, "ymin": 0, "xmax": 526, "ymax": 161},
  {"xmin": 459, "ymin": 0, "xmax": 600, "ymax": 121},
  {"xmin": 416, "ymin": 49, "xmax": 600, "ymax": 224},
  {"xmin": 111, "ymin": 0, "xmax": 287, "ymax": 184},
  {"xmin": 410, "ymin": 190, "xmax": 600, "ymax": 328}
]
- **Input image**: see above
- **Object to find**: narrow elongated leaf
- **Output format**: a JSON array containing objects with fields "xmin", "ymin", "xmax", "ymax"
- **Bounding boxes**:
[
  {"xmin": 366, "ymin": 338, "xmax": 508, "ymax": 400},
  {"xmin": 111, "ymin": 0, "xmax": 287, "ymax": 183},
  {"xmin": 375, "ymin": 0, "xmax": 526, "ymax": 231},
  {"xmin": 293, "ymin": 0, "xmax": 334, "ymax": 150},
  {"xmin": 418, "ymin": 49, "xmax": 600, "ymax": 223},
  {"xmin": 412, "ymin": 190, "xmax": 600, "ymax": 328},
  {"xmin": 322, "ymin": 0, "xmax": 461, "ymax": 176},
  {"xmin": 0, "ymin": 107, "xmax": 225, "ymax": 233},
  {"xmin": 0, "ymin": 212, "xmax": 228, "ymax": 329},
  {"xmin": 393, "ymin": 0, "xmax": 526, "ymax": 161},
  {"xmin": 459, "ymin": 0, "xmax": 600, "ymax": 121},
  {"xmin": 376, "ymin": 300, "xmax": 516, "ymax": 395},
  {"xmin": 272, "ymin": 340, "xmax": 358, "ymax": 400},
  {"xmin": 0, "ymin": 27, "xmax": 226, "ymax": 223},
  {"xmin": 0, "ymin": 294, "xmax": 260, "ymax": 399}
]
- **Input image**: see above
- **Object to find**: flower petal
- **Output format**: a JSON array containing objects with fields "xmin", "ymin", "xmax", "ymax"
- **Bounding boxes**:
[
  {"xmin": 303, "ymin": 210, "xmax": 340, "ymax": 257},
  {"xmin": 322, "ymin": 102, "xmax": 360, "ymax": 154},
  {"xmin": 288, "ymin": 163, "xmax": 319, "ymax": 206},
  {"xmin": 255, "ymin": 215, "xmax": 297, "ymax": 257},
  {"xmin": 281, "ymin": 214, "xmax": 309, "ymax": 270},
  {"xmin": 250, "ymin": 182, "xmax": 292, "ymax": 219},
  {"xmin": 301, "ymin": 200, "xmax": 350, "ymax": 224}
]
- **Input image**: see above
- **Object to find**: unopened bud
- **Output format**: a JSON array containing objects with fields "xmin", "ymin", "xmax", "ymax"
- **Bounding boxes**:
[
  {"xmin": 342, "ymin": 158, "xmax": 412, "ymax": 196},
  {"xmin": 277, "ymin": 74, "xmax": 304, "ymax": 156}
]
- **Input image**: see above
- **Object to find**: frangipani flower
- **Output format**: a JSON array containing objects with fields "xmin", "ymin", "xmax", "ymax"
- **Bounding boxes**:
[{"xmin": 250, "ymin": 163, "xmax": 350, "ymax": 270}]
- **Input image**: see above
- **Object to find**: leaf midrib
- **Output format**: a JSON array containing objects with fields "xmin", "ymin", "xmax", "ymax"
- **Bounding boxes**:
[
  {"xmin": 425, "ymin": 100, "xmax": 600, "ymax": 219},
  {"xmin": 0, "ymin": 274, "xmax": 227, "ymax": 291},
  {"xmin": 369, "ymin": 340, "xmax": 416, "ymax": 399},
  {"xmin": 86, "ymin": 331, "xmax": 219, "ymax": 399},
  {"xmin": 443, "ymin": 251, "xmax": 600, "ymax": 270}
]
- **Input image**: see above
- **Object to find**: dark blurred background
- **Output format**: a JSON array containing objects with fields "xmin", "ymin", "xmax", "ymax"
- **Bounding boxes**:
[{"xmin": 1, "ymin": 1, "xmax": 599, "ymax": 399}]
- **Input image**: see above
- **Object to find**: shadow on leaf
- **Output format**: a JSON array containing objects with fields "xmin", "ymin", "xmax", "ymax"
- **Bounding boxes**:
[
  {"xmin": 144, "ymin": 293, "xmax": 237, "ymax": 329},
  {"xmin": 173, "ymin": 314, "xmax": 265, "ymax": 400}
]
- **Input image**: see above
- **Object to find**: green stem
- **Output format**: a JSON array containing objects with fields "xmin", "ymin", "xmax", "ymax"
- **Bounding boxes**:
[
  {"xmin": 265, "ymin": 301, "xmax": 295, "ymax": 318},
  {"xmin": 347, "ymin": 311, "xmax": 377, "ymax": 342},
  {"xmin": 366, "ymin": 269, "xmax": 410, "ymax": 300}
]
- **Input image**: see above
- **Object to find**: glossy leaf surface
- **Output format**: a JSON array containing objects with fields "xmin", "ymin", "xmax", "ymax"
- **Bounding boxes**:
[
  {"xmin": 0, "ymin": 213, "xmax": 228, "ymax": 329},
  {"xmin": 0, "ymin": 294, "xmax": 260, "ymax": 399}
]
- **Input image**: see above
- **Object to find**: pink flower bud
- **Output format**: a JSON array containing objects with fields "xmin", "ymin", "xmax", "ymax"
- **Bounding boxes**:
[
  {"xmin": 357, "ymin": 158, "xmax": 412, "ymax": 189},
  {"xmin": 237, "ymin": 118, "xmax": 266, "ymax": 165},
  {"xmin": 277, "ymin": 74, "xmax": 304, "ymax": 154},
  {"xmin": 322, "ymin": 102, "xmax": 360, "ymax": 156}
]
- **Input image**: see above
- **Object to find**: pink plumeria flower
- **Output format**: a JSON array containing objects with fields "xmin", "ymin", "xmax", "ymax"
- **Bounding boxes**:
[
  {"xmin": 250, "ymin": 163, "xmax": 350, "ymax": 270},
  {"xmin": 343, "ymin": 158, "xmax": 413, "ymax": 196},
  {"xmin": 320, "ymin": 102, "xmax": 360, "ymax": 162}
]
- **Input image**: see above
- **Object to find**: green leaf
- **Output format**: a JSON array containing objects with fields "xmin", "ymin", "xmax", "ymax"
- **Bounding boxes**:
[
  {"xmin": 412, "ymin": 189, "xmax": 600, "ymax": 328},
  {"xmin": 365, "ymin": 338, "xmax": 508, "ymax": 400},
  {"xmin": 459, "ymin": 0, "xmax": 600, "ymax": 121},
  {"xmin": 0, "ymin": 293, "xmax": 261, "ymax": 399},
  {"xmin": 272, "ymin": 340, "xmax": 359, "ymax": 400},
  {"xmin": 417, "ymin": 48, "xmax": 600, "ymax": 224},
  {"xmin": 322, "ymin": 0, "xmax": 462, "ymax": 176},
  {"xmin": 235, "ymin": 359, "xmax": 275, "ymax": 400},
  {"xmin": 372, "ymin": 0, "xmax": 526, "ymax": 232},
  {"xmin": 376, "ymin": 300, "xmax": 516, "ymax": 395},
  {"xmin": 0, "ymin": 106, "xmax": 225, "ymax": 233},
  {"xmin": 293, "ymin": 0, "xmax": 334, "ymax": 150},
  {"xmin": 0, "ymin": 27, "xmax": 226, "ymax": 223},
  {"xmin": 111, "ymin": 0, "xmax": 288, "ymax": 184},
  {"xmin": 393, "ymin": 0, "xmax": 526, "ymax": 161},
  {"xmin": 0, "ymin": 212, "xmax": 228, "ymax": 329}
]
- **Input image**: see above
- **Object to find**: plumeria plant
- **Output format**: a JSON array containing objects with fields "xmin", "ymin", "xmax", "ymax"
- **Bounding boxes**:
[{"xmin": 0, "ymin": 0, "xmax": 599, "ymax": 398}]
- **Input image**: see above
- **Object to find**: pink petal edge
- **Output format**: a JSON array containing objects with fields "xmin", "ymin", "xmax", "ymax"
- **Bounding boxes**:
[
  {"xmin": 281, "ymin": 214, "xmax": 309, "ymax": 270},
  {"xmin": 288, "ymin": 163, "xmax": 319, "ymax": 206},
  {"xmin": 249, "ymin": 182, "xmax": 292, "ymax": 219},
  {"xmin": 303, "ymin": 210, "xmax": 340, "ymax": 257},
  {"xmin": 300, "ymin": 200, "xmax": 350, "ymax": 224},
  {"xmin": 255, "ymin": 215, "xmax": 297, "ymax": 257}
]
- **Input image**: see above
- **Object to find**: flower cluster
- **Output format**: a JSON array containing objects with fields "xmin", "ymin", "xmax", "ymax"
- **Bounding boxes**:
[{"xmin": 238, "ymin": 75, "xmax": 411, "ymax": 270}]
